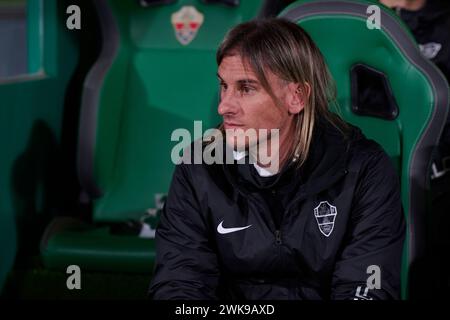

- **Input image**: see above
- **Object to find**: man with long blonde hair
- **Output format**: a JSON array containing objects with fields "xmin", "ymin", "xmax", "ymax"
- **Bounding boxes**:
[{"xmin": 150, "ymin": 18, "xmax": 405, "ymax": 300}]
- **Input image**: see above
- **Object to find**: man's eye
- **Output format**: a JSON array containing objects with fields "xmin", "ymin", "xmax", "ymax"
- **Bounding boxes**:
[
  {"xmin": 240, "ymin": 85, "xmax": 255, "ymax": 94},
  {"xmin": 219, "ymin": 82, "xmax": 227, "ymax": 90}
]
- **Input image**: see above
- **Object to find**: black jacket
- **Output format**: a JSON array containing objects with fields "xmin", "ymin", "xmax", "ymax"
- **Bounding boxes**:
[
  {"xmin": 399, "ymin": 0, "xmax": 450, "ymax": 83},
  {"xmin": 401, "ymin": 1, "xmax": 450, "ymax": 157},
  {"xmin": 393, "ymin": 1, "xmax": 450, "ymax": 171},
  {"xmin": 149, "ymin": 119, "xmax": 405, "ymax": 300}
]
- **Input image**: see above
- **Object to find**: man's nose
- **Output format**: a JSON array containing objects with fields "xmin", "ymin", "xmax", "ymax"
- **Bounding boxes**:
[{"xmin": 218, "ymin": 90, "xmax": 238, "ymax": 116}]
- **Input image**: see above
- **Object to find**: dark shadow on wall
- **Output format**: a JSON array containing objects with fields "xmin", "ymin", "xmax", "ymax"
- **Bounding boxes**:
[
  {"xmin": 9, "ymin": 0, "xmax": 103, "ymax": 266},
  {"xmin": 4, "ymin": 120, "xmax": 67, "ymax": 299},
  {"xmin": 10, "ymin": 120, "xmax": 61, "ymax": 266},
  {"xmin": 3, "ymin": 2, "xmax": 102, "ymax": 298}
]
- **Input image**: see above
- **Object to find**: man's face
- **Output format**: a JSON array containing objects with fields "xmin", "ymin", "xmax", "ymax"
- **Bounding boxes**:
[
  {"xmin": 379, "ymin": 0, "xmax": 426, "ymax": 10},
  {"xmin": 217, "ymin": 55, "xmax": 295, "ymax": 151}
]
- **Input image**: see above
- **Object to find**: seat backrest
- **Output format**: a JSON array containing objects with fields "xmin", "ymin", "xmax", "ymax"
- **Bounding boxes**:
[
  {"xmin": 77, "ymin": 0, "xmax": 265, "ymax": 221},
  {"xmin": 280, "ymin": 0, "xmax": 449, "ymax": 298}
]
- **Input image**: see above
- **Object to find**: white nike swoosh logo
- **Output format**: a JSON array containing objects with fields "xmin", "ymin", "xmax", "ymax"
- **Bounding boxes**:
[{"xmin": 217, "ymin": 220, "xmax": 252, "ymax": 234}]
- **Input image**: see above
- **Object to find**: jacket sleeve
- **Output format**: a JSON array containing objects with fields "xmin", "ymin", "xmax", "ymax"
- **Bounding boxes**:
[
  {"xmin": 331, "ymin": 149, "xmax": 406, "ymax": 300},
  {"xmin": 149, "ymin": 164, "xmax": 221, "ymax": 300}
]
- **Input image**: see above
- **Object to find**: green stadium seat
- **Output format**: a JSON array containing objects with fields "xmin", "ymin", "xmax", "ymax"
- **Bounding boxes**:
[
  {"xmin": 279, "ymin": 0, "xmax": 450, "ymax": 298},
  {"xmin": 41, "ymin": 0, "xmax": 450, "ymax": 296},
  {"xmin": 41, "ymin": 0, "xmax": 267, "ymax": 274}
]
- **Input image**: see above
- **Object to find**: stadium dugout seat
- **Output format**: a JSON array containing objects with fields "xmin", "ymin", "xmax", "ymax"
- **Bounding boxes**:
[
  {"xmin": 40, "ymin": 0, "xmax": 449, "ymax": 298},
  {"xmin": 279, "ymin": 0, "xmax": 450, "ymax": 298},
  {"xmin": 40, "ymin": 0, "xmax": 269, "ymax": 274}
]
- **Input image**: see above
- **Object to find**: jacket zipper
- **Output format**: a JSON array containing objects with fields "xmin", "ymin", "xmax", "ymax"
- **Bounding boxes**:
[{"xmin": 275, "ymin": 230, "xmax": 282, "ymax": 245}]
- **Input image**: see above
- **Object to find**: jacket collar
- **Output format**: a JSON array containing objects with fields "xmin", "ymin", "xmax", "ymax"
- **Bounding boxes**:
[{"xmin": 220, "ymin": 117, "xmax": 360, "ymax": 199}]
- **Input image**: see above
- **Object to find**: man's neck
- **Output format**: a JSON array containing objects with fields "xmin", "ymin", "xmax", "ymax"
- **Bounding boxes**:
[{"xmin": 251, "ymin": 122, "xmax": 296, "ymax": 174}]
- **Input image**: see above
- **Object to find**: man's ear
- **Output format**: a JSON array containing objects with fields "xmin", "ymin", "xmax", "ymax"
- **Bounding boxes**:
[{"xmin": 287, "ymin": 82, "xmax": 311, "ymax": 115}]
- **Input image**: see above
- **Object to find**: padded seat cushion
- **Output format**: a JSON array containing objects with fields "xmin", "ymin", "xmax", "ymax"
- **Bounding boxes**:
[{"xmin": 41, "ymin": 218, "xmax": 155, "ymax": 273}]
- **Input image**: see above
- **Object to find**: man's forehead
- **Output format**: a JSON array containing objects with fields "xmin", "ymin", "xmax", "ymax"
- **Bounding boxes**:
[
  {"xmin": 217, "ymin": 55, "xmax": 258, "ymax": 80},
  {"xmin": 218, "ymin": 55, "xmax": 282, "ymax": 85}
]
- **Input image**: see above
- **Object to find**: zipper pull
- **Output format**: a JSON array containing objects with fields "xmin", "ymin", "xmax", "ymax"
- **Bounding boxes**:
[{"xmin": 275, "ymin": 230, "xmax": 282, "ymax": 244}]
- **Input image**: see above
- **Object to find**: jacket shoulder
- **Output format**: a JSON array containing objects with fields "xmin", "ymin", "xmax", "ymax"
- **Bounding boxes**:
[{"xmin": 345, "ymin": 126, "xmax": 395, "ymax": 173}]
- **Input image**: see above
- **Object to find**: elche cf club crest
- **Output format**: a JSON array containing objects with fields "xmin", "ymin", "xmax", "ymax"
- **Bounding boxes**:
[
  {"xmin": 314, "ymin": 201, "xmax": 337, "ymax": 237},
  {"xmin": 171, "ymin": 6, "xmax": 204, "ymax": 46}
]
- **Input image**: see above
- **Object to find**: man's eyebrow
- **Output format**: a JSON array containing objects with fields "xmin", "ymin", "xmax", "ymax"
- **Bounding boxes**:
[
  {"xmin": 216, "ymin": 73, "xmax": 259, "ymax": 84},
  {"xmin": 237, "ymin": 79, "xmax": 259, "ymax": 85}
]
